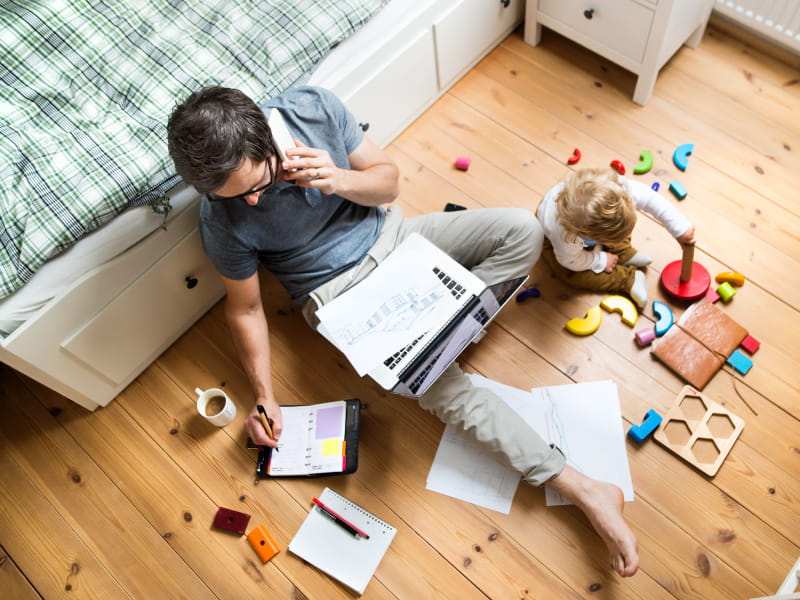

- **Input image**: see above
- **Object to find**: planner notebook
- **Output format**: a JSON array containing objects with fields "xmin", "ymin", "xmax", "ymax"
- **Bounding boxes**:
[
  {"xmin": 289, "ymin": 488, "xmax": 396, "ymax": 595},
  {"xmin": 256, "ymin": 399, "xmax": 360, "ymax": 477}
]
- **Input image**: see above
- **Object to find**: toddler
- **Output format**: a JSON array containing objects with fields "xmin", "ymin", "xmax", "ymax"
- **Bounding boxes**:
[{"xmin": 537, "ymin": 168, "xmax": 695, "ymax": 307}]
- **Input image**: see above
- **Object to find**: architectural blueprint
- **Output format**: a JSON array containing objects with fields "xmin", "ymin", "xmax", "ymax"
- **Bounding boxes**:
[{"xmin": 316, "ymin": 233, "xmax": 484, "ymax": 376}]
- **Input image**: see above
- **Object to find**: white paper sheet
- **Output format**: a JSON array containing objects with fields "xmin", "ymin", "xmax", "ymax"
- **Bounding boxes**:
[
  {"xmin": 315, "ymin": 233, "xmax": 483, "ymax": 376},
  {"xmin": 426, "ymin": 375, "xmax": 634, "ymax": 510},
  {"xmin": 426, "ymin": 423, "xmax": 520, "ymax": 514}
]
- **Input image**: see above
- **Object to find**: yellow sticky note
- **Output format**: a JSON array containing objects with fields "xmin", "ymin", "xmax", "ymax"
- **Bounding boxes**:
[{"xmin": 321, "ymin": 439, "xmax": 341, "ymax": 456}]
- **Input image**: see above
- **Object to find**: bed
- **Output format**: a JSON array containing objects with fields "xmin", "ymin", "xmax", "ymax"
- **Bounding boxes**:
[{"xmin": 0, "ymin": 0, "xmax": 525, "ymax": 410}]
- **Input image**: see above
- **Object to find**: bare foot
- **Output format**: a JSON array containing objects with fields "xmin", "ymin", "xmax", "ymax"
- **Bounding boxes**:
[{"xmin": 546, "ymin": 465, "xmax": 640, "ymax": 577}]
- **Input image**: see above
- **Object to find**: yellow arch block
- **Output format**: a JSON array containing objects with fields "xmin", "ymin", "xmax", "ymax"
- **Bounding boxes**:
[
  {"xmin": 715, "ymin": 271, "xmax": 745, "ymax": 286},
  {"xmin": 600, "ymin": 295, "xmax": 638, "ymax": 327},
  {"xmin": 565, "ymin": 305, "xmax": 603, "ymax": 336}
]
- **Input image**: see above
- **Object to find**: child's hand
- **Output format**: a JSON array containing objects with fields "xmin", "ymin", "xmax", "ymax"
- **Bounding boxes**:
[
  {"xmin": 604, "ymin": 252, "xmax": 619, "ymax": 272},
  {"xmin": 677, "ymin": 226, "xmax": 696, "ymax": 246}
]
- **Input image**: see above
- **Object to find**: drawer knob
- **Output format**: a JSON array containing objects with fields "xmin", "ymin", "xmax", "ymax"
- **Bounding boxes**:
[
  {"xmin": 500, "ymin": 0, "xmax": 510, "ymax": 7},
  {"xmin": 185, "ymin": 276, "xmax": 198, "ymax": 289},
  {"xmin": 358, "ymin": 122, "xmax": 369, "ymax": 132},
  {"xmin": 584, "ymin": 8, "xmax": 595, "ymax": 19}
]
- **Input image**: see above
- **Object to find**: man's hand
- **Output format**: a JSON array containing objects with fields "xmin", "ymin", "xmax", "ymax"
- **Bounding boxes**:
[
  {"xmin": 246, "ymin": 400, "xmax": 283, "ymax": 448},
  {"xmin": 283, "ymin": 142, "xmax": 340, "ymax": 195},
  {"xmin": 283, "ymin": 136, "xmax": 399, "ymax": 207}
]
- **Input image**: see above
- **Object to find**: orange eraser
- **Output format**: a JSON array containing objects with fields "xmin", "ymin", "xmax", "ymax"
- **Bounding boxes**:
[{"xmin": 247, "ymin": 524, "xmax": 280, "ymax": 563}]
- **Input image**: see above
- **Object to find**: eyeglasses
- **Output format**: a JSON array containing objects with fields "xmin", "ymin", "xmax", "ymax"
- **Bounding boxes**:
[{"xmin": 207, "ymin": 159, "xmax": 278, "ymax": 202}]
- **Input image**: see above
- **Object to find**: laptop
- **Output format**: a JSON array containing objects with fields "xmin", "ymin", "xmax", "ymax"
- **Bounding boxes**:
[
  {"xmin": 315, "ymin": 233, "xmax": 527, "ymax": 397},
  {"xmin": 369, "ymin": 273, "xmax": 527, "ymax": 397}
]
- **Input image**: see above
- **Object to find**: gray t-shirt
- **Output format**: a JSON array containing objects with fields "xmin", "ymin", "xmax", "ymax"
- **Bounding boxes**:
[{"xmin": 199, "ymin": 86, "xmax": 385, "ymax": 304}]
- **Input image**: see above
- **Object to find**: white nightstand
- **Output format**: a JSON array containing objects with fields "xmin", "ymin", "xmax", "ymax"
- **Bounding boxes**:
[{"xmin": 524, "ymin": 0, "xmax": 714, "ymax": 105}]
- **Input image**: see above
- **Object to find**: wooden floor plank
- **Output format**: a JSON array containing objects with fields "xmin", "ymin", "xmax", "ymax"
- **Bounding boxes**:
[
  {"xmin": 0, "ymin": 547, "xmax": 42, "ymax": 600},
  {"xmin": 703, "ymin": 17, "xmax": 800, "ymax": 98},
  {"xmin": 27, "ymin": 375, "xmax": 298, "ymax": 600},
  {"xmin": 0, "ymin": 369, "xmax": 195, "ymax": 599},
  {"xmin": 0, "ymin": 444, "xmax": 129, "ymax": 599}
]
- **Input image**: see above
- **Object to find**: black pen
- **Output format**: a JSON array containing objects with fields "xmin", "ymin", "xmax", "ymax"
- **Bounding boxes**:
[{"xmin": 312, "ymin": 497, "xmax": 369, "ymax": 539}]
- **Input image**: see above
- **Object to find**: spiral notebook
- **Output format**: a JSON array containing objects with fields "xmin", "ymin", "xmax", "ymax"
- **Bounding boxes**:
[{"xmin": 289, "ymin": 487, "xmax": 396, "ymax": 595}]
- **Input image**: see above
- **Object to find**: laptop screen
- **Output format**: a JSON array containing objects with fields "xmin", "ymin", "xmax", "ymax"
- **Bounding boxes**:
[{"xmin": 392, "ymin": 275, "xmax": 528, "ymax": 397}]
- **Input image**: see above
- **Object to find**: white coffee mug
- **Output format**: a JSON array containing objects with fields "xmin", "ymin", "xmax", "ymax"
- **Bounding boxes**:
[{"xmin": 195, "ymin": 387, "xmax": 237, "ymax": 427}]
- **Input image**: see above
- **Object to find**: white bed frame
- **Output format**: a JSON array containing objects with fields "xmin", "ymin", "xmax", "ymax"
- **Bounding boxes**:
[{"xmin": 0, "ymin": 0, "xmax": 524, "ymax": 410}]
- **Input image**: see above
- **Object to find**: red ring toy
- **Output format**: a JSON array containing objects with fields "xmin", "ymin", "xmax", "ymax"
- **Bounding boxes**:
[{"xmin": 660, "ymin": 244, "xmax": 710, "ymax": 301}]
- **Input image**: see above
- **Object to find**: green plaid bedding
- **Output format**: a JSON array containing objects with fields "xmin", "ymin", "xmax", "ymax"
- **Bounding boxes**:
[{"xmin": 0, "ymin": 0, "xmax": 389, "ymax": 298}]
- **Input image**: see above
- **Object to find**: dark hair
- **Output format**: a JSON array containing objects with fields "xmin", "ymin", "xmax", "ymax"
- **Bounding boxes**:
[{"xmin": 167, "ymin": 87, "xmax": 276, "ymax": 194}]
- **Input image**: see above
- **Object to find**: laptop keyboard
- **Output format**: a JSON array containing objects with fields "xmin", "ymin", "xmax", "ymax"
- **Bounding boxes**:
[
  {"xmin": 474, "ymin": 307, "xmax": 490, "ymax": 325},
  {"xmin": 408, "ymin": 350, "xmax": 443, "ymax": 394},
  {"xmin": 432, "ymin": 266, "xmax": 466, "ymax": 300},
  {"xmin": 384, "ymin": 332, "xmax": 425, "ymax": 369}
]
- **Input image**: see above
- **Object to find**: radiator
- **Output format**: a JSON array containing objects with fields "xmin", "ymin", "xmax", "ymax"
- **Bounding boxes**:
[{"xmin": 714, "ymin": 0, "xmax": 800, "ymax": 53}]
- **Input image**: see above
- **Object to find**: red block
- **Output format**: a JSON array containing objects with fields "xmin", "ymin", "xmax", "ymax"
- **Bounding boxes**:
[
  {"xmin": 212, "ymin": 507, "xmax": 251, "ymax": 535},
  {"xmin": 740, "ymin": 334, "xmax": 760, "ymax": 354}
]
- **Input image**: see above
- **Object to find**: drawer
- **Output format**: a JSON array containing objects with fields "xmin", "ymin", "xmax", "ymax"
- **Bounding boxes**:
[
  {"xmin": 334, "ymin": 27, "xmax": 438, "ymax": 148},
  {"xmin": 61, "ymin": 228, "xmax": 224, "ymax": 385},
  {"xmin": 434, "ymin": 0, "xmax": 524, "ymax": 89},
  {"xmin": 538, "ymin": 0, "xmax": 654, "ymax": 64}
]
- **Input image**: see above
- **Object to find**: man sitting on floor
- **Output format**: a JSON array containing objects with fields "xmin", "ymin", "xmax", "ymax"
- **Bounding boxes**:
[{"xmin": 167, "ymin": 85, "xmax": 639, "ymax": 576}]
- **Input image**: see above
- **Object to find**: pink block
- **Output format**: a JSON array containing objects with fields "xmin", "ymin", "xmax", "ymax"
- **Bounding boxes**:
[
  {"xmin": 454, "ymin": 156, "xmax": 471, "ymax": 170},
  {"xmin": 705, "ymin": 287, "xmax": 720, "ymax": 303},
  {"xmin": 740, "ymin": 334, "xmax": 760, "ymax": 354},
  {"xmin": 635, "ymin": 328, "xmax": 656, "ymax": 347}
]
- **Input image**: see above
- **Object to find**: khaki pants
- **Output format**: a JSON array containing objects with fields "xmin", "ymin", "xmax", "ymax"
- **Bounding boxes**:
[
  {"xmin": 541, "ymin": 238, "xmax": 639, "ymax": 294},
  {"xmin": 303, "ymin": 205, "xmax": 566, "ymax": 486}
]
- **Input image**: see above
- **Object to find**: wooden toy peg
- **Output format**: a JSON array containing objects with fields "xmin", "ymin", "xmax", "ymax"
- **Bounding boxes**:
[{"xmin": 680, "ymin": 244, "xmax": 694, "ymax": 282}]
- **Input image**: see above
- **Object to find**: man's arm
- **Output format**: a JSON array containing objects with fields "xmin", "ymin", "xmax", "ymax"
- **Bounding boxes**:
[
  {"xmin": 284, "ymin": 136, "xmax": 399, "ymax": 206},
  {"xmin": 221, "ymin": 272, "xmax": 282, "ymax": 447}
]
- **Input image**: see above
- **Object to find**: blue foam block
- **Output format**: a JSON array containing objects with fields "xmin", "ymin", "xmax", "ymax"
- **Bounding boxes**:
[
  {"xmin": 652, "ymin": 301, "xmax": 674, "ymax": 336},
  {"xmin": 669, "ymin": 180, "xmax": 688, "ymax": 200},
  {"xmin": 727, "ymin": 349, "xmax": 753, "ymax": 375},
  {"xmin": 628, "ymin": 409, "xmax": 663, "ymax": 443}
]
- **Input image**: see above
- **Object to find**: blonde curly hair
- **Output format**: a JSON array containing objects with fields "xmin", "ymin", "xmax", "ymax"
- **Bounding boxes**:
[{"xmin": 555, "ymin": 168, "xmax": 637, "ymax": 244}]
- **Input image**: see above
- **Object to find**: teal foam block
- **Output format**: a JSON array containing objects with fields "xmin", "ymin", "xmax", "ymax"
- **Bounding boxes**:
[
  {"xmin": 669, "ymin": 180, "xmax": 688, "ymax": 200},
  {"xmin": 628, "ymin": 409, "xmax": 663, "ymax": 443},
  {"xmin": 727, "ymin": 349, "xmax": 753, "ymax": 375}
]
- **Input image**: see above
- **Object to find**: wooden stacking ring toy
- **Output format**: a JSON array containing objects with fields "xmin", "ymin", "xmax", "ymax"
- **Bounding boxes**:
[{"xmin": 660, "ymin": 244, "xmax": 710, "ymax": 301}]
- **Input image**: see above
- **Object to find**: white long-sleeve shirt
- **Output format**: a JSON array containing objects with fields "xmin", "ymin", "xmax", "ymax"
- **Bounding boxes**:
[{"xmin": 537, "ymin": 177, "xmax": 691, "ymax": 273}]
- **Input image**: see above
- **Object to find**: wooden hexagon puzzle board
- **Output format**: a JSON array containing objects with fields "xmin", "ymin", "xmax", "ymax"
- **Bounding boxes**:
[{"xmin": 653, "ymin": 385, "xmax": 745, "ymax": 476}]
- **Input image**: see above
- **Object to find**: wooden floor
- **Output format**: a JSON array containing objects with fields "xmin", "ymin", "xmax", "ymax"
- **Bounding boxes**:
[{"xmin": 2, "ymin": 18, "xmax": 799, "ymax": 600}]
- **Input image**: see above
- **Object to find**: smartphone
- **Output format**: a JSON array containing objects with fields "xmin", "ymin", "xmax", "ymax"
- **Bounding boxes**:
[{"xmin": 267, "ymin": 108, "xmax": 295, "ymax": 163}]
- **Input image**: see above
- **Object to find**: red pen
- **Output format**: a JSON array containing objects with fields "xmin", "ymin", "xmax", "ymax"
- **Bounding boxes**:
[{"xmin": 312, "ymin": 497, "xmax": 370, "ymax": 539}]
